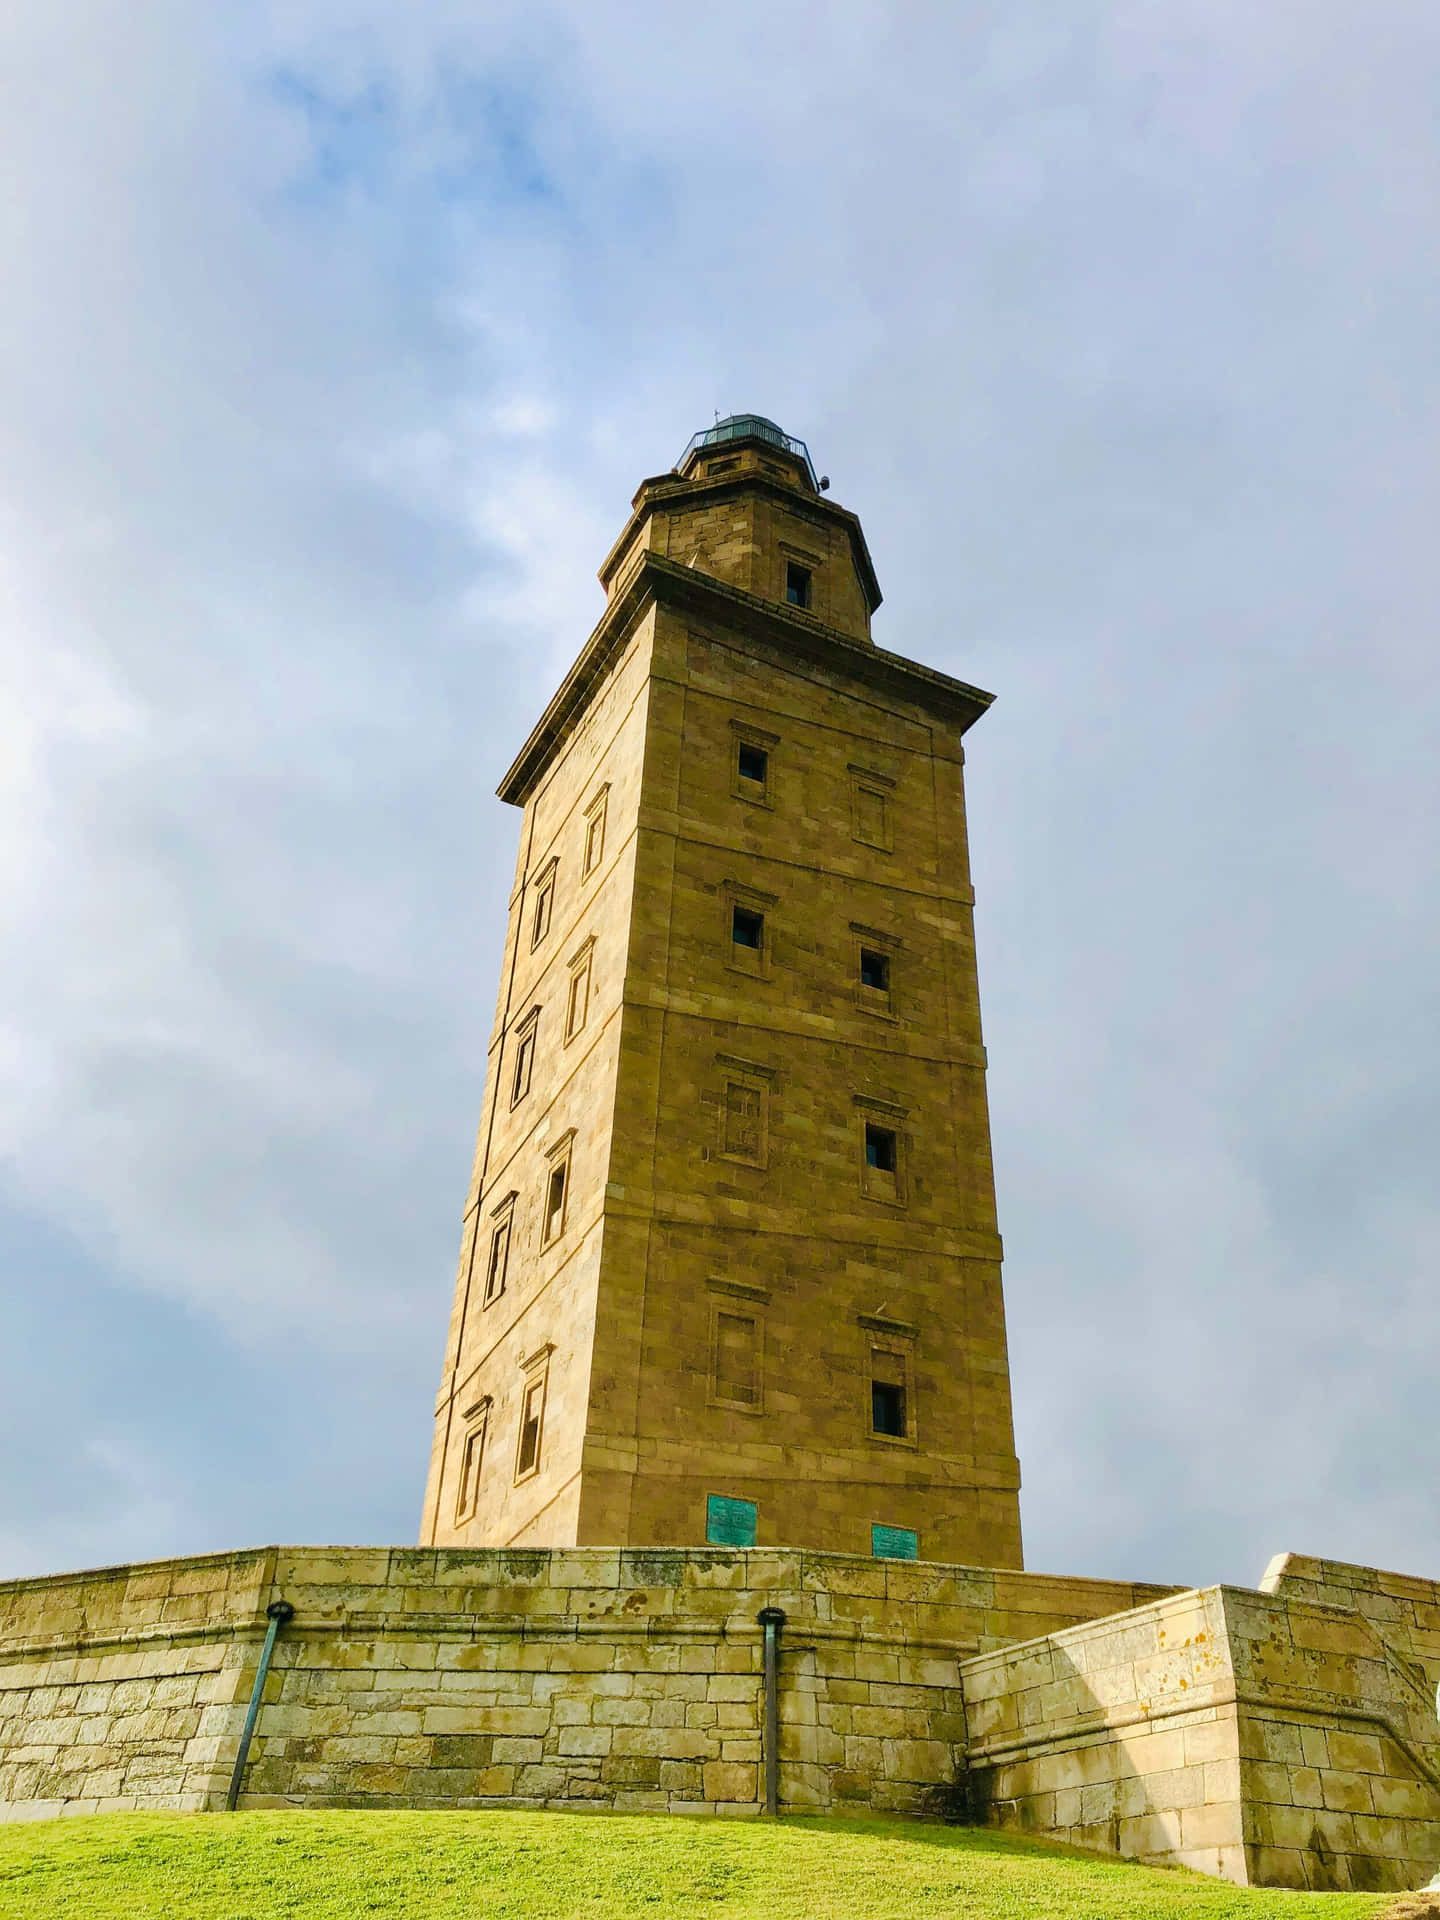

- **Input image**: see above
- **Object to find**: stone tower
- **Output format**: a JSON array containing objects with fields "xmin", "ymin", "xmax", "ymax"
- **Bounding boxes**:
[{"xmin": 421, "ymin": 415, "xmax": 1023, "ymax": 1567}]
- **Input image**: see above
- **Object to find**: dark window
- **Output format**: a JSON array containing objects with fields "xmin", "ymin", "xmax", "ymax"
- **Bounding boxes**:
[
  {"xmin": 785, "ymin": 563, "xmax": 811, "ymax": 608},
  {"xmin": 483, "ymin": 1216, "xmax": 511, "ymax": 1305},
  {"xmin": 543, "ymin": 1163, "xmax": 567, "ymax": 1244},
  {"xmin": 737, "ymin": 742, "xmax": 768, "ymax": 785},
  {"xmin": 864, "ymin": 1123, "xmax": 896, "ymax": 1171},
  {"xmin": 455, "ymin": 1411, "xmax": 488, "ymax": 1522},
  {"xmin": 517, "ymin": 1379, "xmax": 544, "ymax": 1476},
  {"xmin": 531, "ymin": 870, "xmax": 555, "ymax": 946},
  {"xmin": 732, "ymin": 905, "xmax": 764, "ymax": 950},
  {"xmin": 511, "ymin": 1024, "xmax": 537, "ymax": 1105},
  {"xmin": 872, "ymin": 1380, "xmax": 906, "ymax": 1437},
  {"xmin": 859, "ymin": 949, "xmax": 889, "ymax": 992}
]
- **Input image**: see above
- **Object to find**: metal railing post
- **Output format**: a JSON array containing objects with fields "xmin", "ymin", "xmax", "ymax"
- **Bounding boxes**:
[
  {"xmin": 757, "ymin": 1606, "xmax": 786, "ymax": 1815},
  {"xmin": 225, "ymin": 1599, "xmax": 294, "ymax": 1811}
]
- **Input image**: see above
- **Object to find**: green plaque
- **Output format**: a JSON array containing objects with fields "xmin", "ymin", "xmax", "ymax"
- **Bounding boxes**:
[
  {"xmin": 871, "ymin": 1524, "xmax": 919, "ymax": 1561},
  {"xmin": 706, "ymin": 1494, "xmax": 757, "ymax": 1548}
]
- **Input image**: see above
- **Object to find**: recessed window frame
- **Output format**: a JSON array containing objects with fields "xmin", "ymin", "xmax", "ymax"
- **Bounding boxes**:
[
  {"xmin": 784, "ymin": 562, "xmax": 811, "ymax": 609},
  {"xmin": 510, "ymin": 1007, "xmax": 541, "ymax": 1108},
  {"xmin": 732, "ymin": 905, "xmax": 764, "ymax": 950},
  {"xmin": 714, "ymin": 1053, "xmax": 776, "ymax": 1170},
  {"xmin": 855, "ymin": 1094, "xmax": 909, "ymax": 1206},
  {"xmin": 514, "ymin": 1345, "xmax": 553, "ymax": 1484},
  {"xmin": 779, "ymin": 540, "xmax": 823, "ymax": 617},
  {"xmin": 722, "ymin": 879, "xmax": 777, "ymax": 980},
  {"xmin": 849, "ymin": 763, "xmax": 896, "ymax": 853},
  {"xmin": 530, "ymin": 859, "xmax": 559, "ymax": 950},
  {"xmin": 581, "ymin": 784, "xmax": 610, "ymax": 880},
  {"xmin": 710, "ymin": 1304, "xmax": 763, "ymax": 1413},
  {"xmin": 540, "ymin": 1129, "xmax": 576, "ymax": 1249},
  {"xmin": 729, "ymin": 720, "xmax": 779, "ymax": 809},
  {"xmin": 564, "ymin": 936, "xmax": 595, "ymax": 1045},
  {"xmin": 866, "ymin": 1337, "xmax": 917, "ymax": 1450},
  {"xmin": 454, "ymin": 1397, "xmax": 491, "ymax": 1523},
  {"xmin": 482, "ymin": 1192, "xmax": 517, "ymax": 1308},
  {"xmin": 851, "ymin": 922, "xmax": 902, "ymax": 1022}
]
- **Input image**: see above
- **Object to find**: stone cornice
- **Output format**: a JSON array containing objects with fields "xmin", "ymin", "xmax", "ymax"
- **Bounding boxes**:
[{"xmin": 497, "ymin": 551, "xmax": 994, "ymax": 807}]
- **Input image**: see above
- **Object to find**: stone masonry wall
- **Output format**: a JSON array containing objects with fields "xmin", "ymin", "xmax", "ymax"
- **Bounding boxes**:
[
  {"xmin": 962, "ymin": 1586, "xmax": 1248, "ymax": 1881},
  {"xmin": 961, "ymin": 1574, "xmax": 1440, "ymax": 1893},
  {"xmin": 0, "ymin": 1546, "xmax": 1173, "ymax": 1821}
]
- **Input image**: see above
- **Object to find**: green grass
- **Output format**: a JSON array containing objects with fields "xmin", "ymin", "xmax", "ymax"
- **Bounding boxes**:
[{"xmin": 0, "ymin": 1809, "xmax": 1400, "ymax": 1920}]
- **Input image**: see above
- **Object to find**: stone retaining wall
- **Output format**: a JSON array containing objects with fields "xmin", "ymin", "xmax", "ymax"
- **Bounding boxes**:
[
  {"xmin": 0, "ymin": 1545, "xmax": 1172, "ymax": 1821},
  {"xmin": 4, "ymin": 1540, "xmax": 1435, "ymax": 1891},
  {"xmin": 961, "ymin": 1576, "xmax": 1440, "ymax": 1893}
]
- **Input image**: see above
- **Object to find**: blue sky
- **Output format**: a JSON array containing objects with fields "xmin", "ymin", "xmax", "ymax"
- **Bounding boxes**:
[{"xmin": 2, "ymin": 0, "xmax": 1438, "ymax": 1588}]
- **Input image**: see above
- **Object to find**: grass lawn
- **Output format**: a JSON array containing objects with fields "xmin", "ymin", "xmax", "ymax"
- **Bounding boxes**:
[{"xmin": 0, "ymin": 1809, "xmax": 1409, "ymax": 1920}]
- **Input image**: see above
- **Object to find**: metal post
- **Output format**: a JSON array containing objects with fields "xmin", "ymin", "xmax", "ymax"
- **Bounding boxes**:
[
  {"xmin": 757, "ymin": 1606, "xmax": 785, "ymax": 1815},
  {"xmin": 225, "ymin": 1599, "xmax": 294, "ymax": 1811}
]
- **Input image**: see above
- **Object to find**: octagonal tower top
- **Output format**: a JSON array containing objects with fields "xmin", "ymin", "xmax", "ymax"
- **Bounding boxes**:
[{"xmin": 677, "ymin": 414, "xmax": 822, "ymax": 492}]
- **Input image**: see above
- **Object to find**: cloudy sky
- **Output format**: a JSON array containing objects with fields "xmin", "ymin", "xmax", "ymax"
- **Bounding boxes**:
[{"xmin": 2, "ymin": 1, "xmax": 1436, "ymax": 1592}]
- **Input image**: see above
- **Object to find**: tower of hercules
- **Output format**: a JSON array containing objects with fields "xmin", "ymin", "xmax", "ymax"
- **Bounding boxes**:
[{"xmin": 421, "ymin": 415, "xmax": 1023, "ymax": 1568}]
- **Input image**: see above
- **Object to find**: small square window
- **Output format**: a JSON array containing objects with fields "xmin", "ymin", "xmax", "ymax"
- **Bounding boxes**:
[
  {"xmin": 545, "ymin": 1152, "xmax": 568, "ymax": 1244},
  {"xmin": 872, "ymin": 1379, "xmax": 906, "ymax": 1437},
  {"xmin": 732, "ymin": 905, "xmax": 764, "ymax": 950},
  {"xmin": 737, "ymin": 742, "xmax": 768, "ymax": 786},
  {"xmin": 785, "ymin": 563, "xmax": 810, "ymax": 609},
  {"xmin": 864, "ymin": 1123, "xmax": 897, "ymax": 1172},
  {"xmin": 516, "ymin": 1377, "xmax": 545, "ymax": 1479},
  {"xmin": 859, "ymin": 949, "xmax": 889, "ymax": 993}
]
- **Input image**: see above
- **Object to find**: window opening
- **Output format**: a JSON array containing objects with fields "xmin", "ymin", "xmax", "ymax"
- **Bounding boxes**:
[
  {"xmin": 543, "ymin": 1162, "xmax": 567, "ymax": 1245},
  {"xmin": 455, "ymin": 1405, "xmax": 489, "ymax": 1523},
  {"xmin": 785, "ymin": 563, "xmax": 811, "ymax": 608},
  {"xmin": 737, "ymin": 742, "xmax": 768, "ymax": 786},
  {"xmin": 516, "ymin": 1378, "xmax": 545, "ymax": 1478},
  {"xmin": 859, "ymin": 949, "xmax": 890, "ymax": 993},
  {"xmin": 865, "ymin": 1123, "xmax": 897, "ymax": 1172},
  {"xmin": 531, "ymin": 868, "xmax": 556, "ymax": 946},
  {"xmin": 483, "ymin": 1213, "xmax": 512, "ymax": 1306},
  {"xmin": 511, "ymin": 1019, "xmax": 538, "ymax": 1106},
  {"xmin": 732, "ymin": 905, "xmax": 764, "ymax": 951},
  {"xmin": 565, "ymin": 943, "xmax": 594, "ymax": 1042},
  {"xmin": 582, "ymin": 789, "xmax": 608, "ymax": 877},
  {"xmin": 872, "ymin": 1379, "xmax": 906, "ymax": 1437}
]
